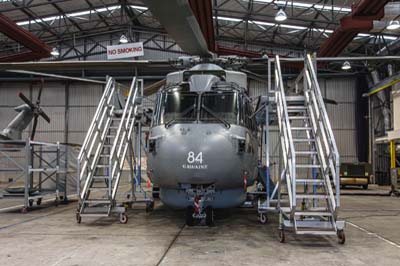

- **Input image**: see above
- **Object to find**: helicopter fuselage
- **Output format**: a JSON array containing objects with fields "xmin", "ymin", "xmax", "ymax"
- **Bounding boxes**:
[{"xmin": 146, "ymin": 63, "xmax": 258, "ymax": 209}]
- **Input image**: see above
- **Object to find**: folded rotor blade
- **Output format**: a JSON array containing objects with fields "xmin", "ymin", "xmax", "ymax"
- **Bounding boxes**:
[
  {"xmin": 31, "ymin": 115, "xmax": 38, "ymax": 140},
  {"xmin": 36, "ymin": 78, "xmax": 44, "ymax": 105},
  {"xmin": 144, "ymin": 79, "xmax": 166, "ymax": 96},
  {"xmin": 38, "ymin": 109, "xmax": 51, "ymax": 123},
  {"xmin": 18, "ymin": 92, "xmax": 35, "ymax": 109},
  {"xmin": 143, "ymin": 0, "xmax": 211, "ymax": 57}
]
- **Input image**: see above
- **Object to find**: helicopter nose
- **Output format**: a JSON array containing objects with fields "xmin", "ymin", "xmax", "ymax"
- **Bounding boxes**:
[{"xmin": 149, "ymin": 124, "xmax": 248, "ymax": 188}]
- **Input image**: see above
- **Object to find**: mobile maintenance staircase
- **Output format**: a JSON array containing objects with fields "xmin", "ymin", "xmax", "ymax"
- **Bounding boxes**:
[
  {"xmin": 76, "ymin": 76, "xmax": 150, "ymax": 224},
  {"xmin": 259, "ymin": 55, "xmax": 345, "ymax": 243}
]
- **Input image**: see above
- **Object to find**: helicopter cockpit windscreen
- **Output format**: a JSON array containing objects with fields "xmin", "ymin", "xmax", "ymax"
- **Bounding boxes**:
[
  {"xmin": 200, "ymin": 91, "xmax": 238, "ymax": 125},
  {"xmin": 159, "ymin": 91, "xmax": 198, "ymax": 125}
]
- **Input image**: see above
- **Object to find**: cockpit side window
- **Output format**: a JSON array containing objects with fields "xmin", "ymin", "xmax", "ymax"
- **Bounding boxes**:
[
  {"xmin": 158, "ymin": 91, "xmax": 198, "ymax": 125},
  {"xmin": 200, "ymin": 91, "xmax": 239, "ymax": 124}
]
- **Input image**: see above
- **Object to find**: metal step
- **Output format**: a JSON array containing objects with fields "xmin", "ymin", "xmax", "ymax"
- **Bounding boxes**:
[
  {"xmin": 296, "ymin": 194, "xmax": 328, "ymax": 199},
  {"xmin": 295, "ymin": 230, "xmax": 336, "ymax": 235},
  {"xmin": 287, "ymin": 106, "xmax": 307, "ymax": 110},
  {"xmin": 291, "ymin": 127, "xmax": 312, "ymax": 131},
  {"xmin": 295, "ymin": 151, "xmax": 317, "ymax": 155},
  {"xmin": 296, "ymin": 164, "xmax": 321, "ymax": 168},
  {"xmin": 289, "ymin": 116, "xmax": 309, "ymax": 120},
  {"xmin": 295, "ymin": 211, "xmax": 332, "ymax": 216},
  {"xmin": 293, "ymin": 138, "xmax": 315, "ymax": 142},
  {"xmin": 80, "ymin": 213, "xmax": 109, "ymax": 217},
  {"xmin": 92, "ymin": 175, "xmax": 110, "ymax": 180},
  {"xmin": 84, "ymin": 199, "xmax": 111, "ymax": 204},
  {"xmin": 96, "ymin": 164, "xmax": 109, "ymax": 168},
  {"xmin": 296, "ymin": 179, "xmax": 324, "ymax": 184}
]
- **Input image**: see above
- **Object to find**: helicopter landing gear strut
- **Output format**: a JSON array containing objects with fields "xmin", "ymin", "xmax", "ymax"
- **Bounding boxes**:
[{"xmin": 185, "ymin": 185, "xmax": 215, "ymax": 226}]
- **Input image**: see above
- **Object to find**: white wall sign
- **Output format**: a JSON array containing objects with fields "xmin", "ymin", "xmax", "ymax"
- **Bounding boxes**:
[{"xmin": 106, "ymin": 42, "xmax": 144, "ymax": 59}]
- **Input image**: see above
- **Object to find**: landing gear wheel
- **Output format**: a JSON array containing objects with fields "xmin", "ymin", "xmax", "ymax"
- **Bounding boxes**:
[
  {"xmin": 29, "ymin": 199, "xmax": 34, "ymax": 207},
  {"xmin": 119, "ymin": 213, "xmax": 128, "ymax": 224},
  {"xmin": 205, "ymin": 206, "xmax": 214, "ymax": 226},
  {"xmin": 145, "ymin": 201, "xmax": 154, "ymax": 213},
  {"xmin": 337, "ymin": 230, "xmax": 345, "ymax": 244},
  {"xmin": 37, "ymin": 198, "xmax": 42, "ymax": 206},
  {"xmin": 279, "ymin": 228, "xmax": 285, "ymax": 243},
  {"xmin": 76, "ymin": 212, "xmax": 81, "ymax": 224},
  {"xmin": 185, "ymin": 206, "xmax": 195, "ymax": 226},
  {"xmin": 258, "ymin": 213, "xmax": 268, "ymax": 224}
]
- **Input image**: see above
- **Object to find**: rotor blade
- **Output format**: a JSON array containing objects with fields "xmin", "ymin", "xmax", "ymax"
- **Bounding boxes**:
[
  {"xmin": 38, "ymin": 109, "xmax": 51, "ymax": 123},
  {"xmin": 18, "ymin": 92, "xmax": 35, "ymax": 109},
  {"xmin": 0, "ymin": 60, "xmax": 171, "ymax": 71},
  {"xmin": 7, "ymin": 70, "xmax": 106, "ymax": 84},
  {"xmin": 143, "ymin": 0, "xmax": 211, "ymax": 57},
  {"xmin": 323, "ymin": 98, "xmax": 338, "ymax": 105},
  {"xmin": 31, "ymin": 116, "xmax": 38, "ymax": 140},
  {"xmin": 37, "ymin": 78, "xmax": 44, "ymax": 105},
  {"xmin": 144, "ymin": 79, "xmax": 166, "ymax": 96}
]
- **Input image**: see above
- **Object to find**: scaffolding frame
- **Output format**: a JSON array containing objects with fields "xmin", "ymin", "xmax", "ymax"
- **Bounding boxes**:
[{"xmin": 0, "ymin": 139, "xmax": 68, "ymax": 212}]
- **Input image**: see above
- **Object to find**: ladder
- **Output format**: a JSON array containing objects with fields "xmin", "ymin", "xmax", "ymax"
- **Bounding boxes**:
[
  {"xmin": 76, "ymin": 76, "xmax": 143, "ymax": 223},
  {"xmin": 274, "ymin": 55, "xmax": 345, "ymax": 243}
]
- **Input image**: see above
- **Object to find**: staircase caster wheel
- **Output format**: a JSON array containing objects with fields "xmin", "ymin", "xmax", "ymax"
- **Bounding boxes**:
[
  {"xmin": 29, "ymin": 199, "xmax": 34, "ymax": 207},
  {"xmin": 145, "ymin": 201, "xmax": 154, "ymax": 213},
  {"xmin": 205, "ymin": 206, "xmax": 214, "ymax": 226},
  {"xmin": 337, "ymin": 230, "xmax": 345, "ymax": 244},
  {"xmin": 76, "ymin": 213, "xmax": 81, "ymax": 224},
  {"xmin": 279, "ymin": 229, "xmax": 285, "ymax": 243},
  {"xmin": 37, "ymin": 198, "xmax": 42, "ymax": 206},
  {"xmin": 185, "ymin": 206, "xmax": 195, "ymax": 226},
  {"xmin": 119, "ymin": 213, "xmax": 128, "ymax": 224},
  {"xmin": 21, "ymin": 207, "xmax": 28, "ymax": 214},
  {"xmin": 258, "ymin": 213, "xmax": 268, "ymax": 224}
]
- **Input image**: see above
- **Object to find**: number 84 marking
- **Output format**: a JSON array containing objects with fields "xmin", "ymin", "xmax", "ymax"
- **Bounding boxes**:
[{"xmin": 187, "ymin": 151, "xmax": 203, "ymax": 164}]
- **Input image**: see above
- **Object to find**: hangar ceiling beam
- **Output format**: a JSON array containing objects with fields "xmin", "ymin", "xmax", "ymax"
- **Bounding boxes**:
[
  {"xmin": 318, "ymin": 0, "xmax": 390, "ymax": 57},
  {"xmin": 0, "ymin": 14, "xmax": 51, "ymax": 62}
]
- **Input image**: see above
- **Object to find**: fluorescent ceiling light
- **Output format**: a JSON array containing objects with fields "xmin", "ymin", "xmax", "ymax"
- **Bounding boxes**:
[
  {"xmin": 275, "ymin": 9, "xmax": 287, "ymax": 22},
  {"xmin": 119, "ymin": 34, "xmax": 128, "ymax": 44},
  {"xmin": 387, "ymin": 21, "xmax": 400, "ymax": 30},
  {"xmin": 217, "ymin": 17, "xmax": 397, "ymax": 41},
  {"xmin": 50, "ymin": 47, "xmax": 59, "ymax": 56},
  {"xmin": 341, "ymin": 61, "xmax": 351, "ymax": 70},
  {"xmin": 247, "ymin": 0, "xmax": 351, "ymax": 13},
  {"xmin": 15, "ymin": 5, "xmax": 147, "ymax": 26}
]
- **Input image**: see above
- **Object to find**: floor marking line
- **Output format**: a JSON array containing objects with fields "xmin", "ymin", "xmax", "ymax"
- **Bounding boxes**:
[
  {"xmin": 347, "ymin": 221, "xmax": 400, "ymax": 249},
  {"xmin": 155, "ymin": 223, "xmax": 185, "ymax": 266}
]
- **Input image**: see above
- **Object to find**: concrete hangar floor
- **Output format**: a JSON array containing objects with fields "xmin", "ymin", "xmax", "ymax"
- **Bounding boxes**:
[{"xmin": 0, "ymin": 185, "xmax": 399, "ymax": 266}]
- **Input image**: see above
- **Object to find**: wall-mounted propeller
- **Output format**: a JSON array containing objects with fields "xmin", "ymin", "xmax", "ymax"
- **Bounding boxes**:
[{"xmin": 18, "ymin": 78, "xmax": 50, "ymax": 140}]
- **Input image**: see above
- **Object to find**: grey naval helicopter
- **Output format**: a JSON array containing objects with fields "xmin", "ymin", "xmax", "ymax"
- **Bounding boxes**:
[{"xmin": 147, "ymin": 59, "xmax": 259, "ymax": 225}]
